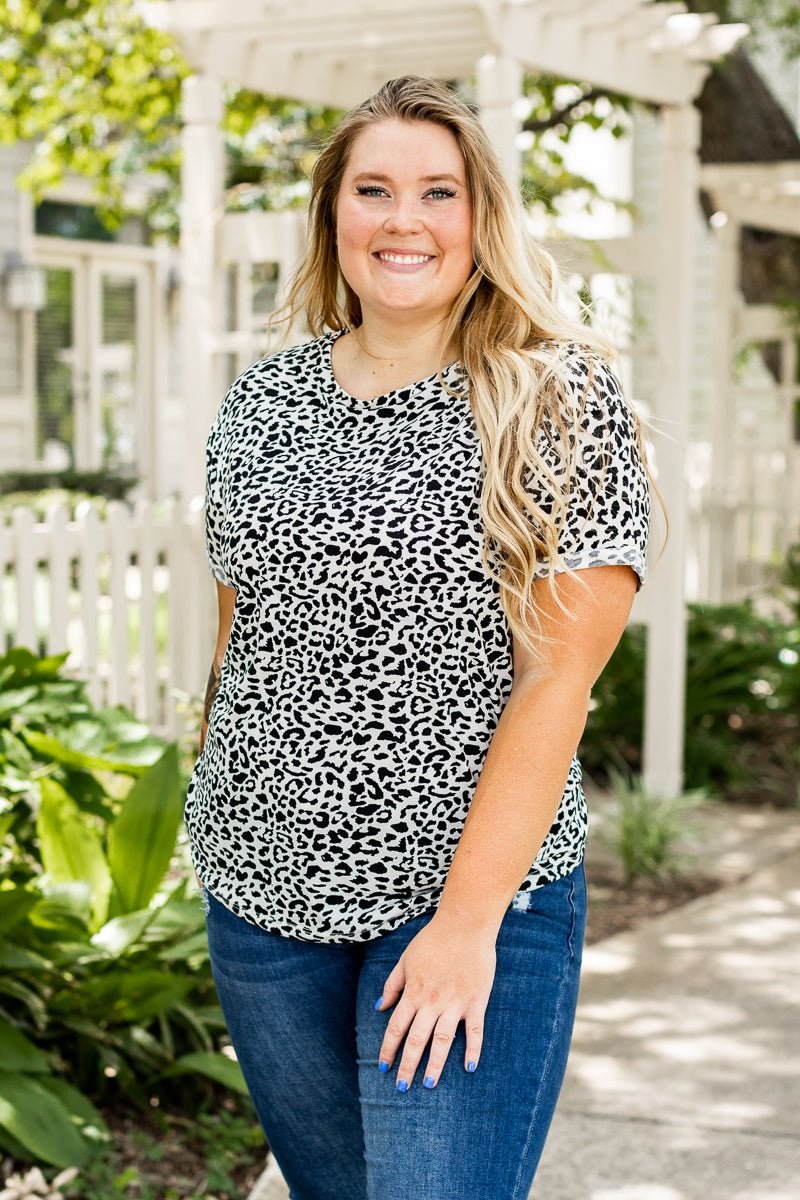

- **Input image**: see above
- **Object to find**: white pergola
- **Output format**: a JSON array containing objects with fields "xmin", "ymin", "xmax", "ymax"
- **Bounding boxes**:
[
  {"xmin": 699, "ymin": 162, "xmax": 800, "ymax": 600},
  {"xmin": 146, "ymin": 0, "xmax": 747, "ymax": 798}
]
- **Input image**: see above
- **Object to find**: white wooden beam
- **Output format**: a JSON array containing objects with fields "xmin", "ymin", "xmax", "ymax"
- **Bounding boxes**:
[
  {"xmin": 641, "ymin": 103, "xmax": 701, "ymax": 799},
  {"xmin": 180, "ymin": 73, "xmax": 225, "ymax": 501},
  {"xmin": 498, "ymin": 7, "xmax": 709, "ymax": 105},
  {"xmin": 477, "ymin": 54, "xmax": 522, "ymax": 194},
  {"xmin": 706, "ymin": 216, "xmax": 740, "ymax": 603}
]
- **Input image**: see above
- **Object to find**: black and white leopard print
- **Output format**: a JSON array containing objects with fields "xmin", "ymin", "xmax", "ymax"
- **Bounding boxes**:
[{"xmin": 185, "ymin": 331, "xmax": 649, "ymax": 943}]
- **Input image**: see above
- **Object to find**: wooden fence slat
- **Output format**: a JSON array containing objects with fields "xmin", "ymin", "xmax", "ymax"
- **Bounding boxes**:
[
  {"xmin": 108, "ymin": 502, "xmax": 130, "ymax": 711},
  {"xmin": 77, "ymin": 502, "xmax": 103, "ymax": 711},
  {"xmin": 137, "ymin": 500, "xmax": 159, "ymax": 725},
  {"xmin": 13, "ymin": 508, "xmax": 36, "ymax": 652},
  {"xmin": 47, "ymin": 504, "xmax": 71, "ymax": 657},
  {"xmin": 166, "ymin": 498, "xmax": 184, "ymax": 736}
]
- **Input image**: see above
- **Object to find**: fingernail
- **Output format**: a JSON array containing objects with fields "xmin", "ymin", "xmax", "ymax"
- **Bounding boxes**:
[
  {"xmin": 379, "ymin": 1060, "xmax": 389, "ymax": 1074},
  {"xmin": 374, "ymin": 996, "xmax": 383, "ymax": 1010},
  {"xmin": 423, "ymin": 1075, "xmax": 435, "ymax": 1089},
  {"xmin": 397, "ymin": 1079, "xmax": 409, "ymax": 1093},
  {"xmin": 467, "ymin": 1061, "xmax": 476, "ymax": 1072}
]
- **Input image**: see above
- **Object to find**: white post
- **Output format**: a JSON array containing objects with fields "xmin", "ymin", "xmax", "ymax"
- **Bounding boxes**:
[
  {"xmin": 476, "ymin": 54, "xmax": 522, "ymax": 195},
  {"xmin": 707, "ymin": 215, "xmax": 740, "ymax": 603},
  {"xmin": 642, "ymin": 104, "xmax": 700, "ymax": 799},
  {"xmin": 180, "ymin": 73, "xmax": 225, "ymax": 501}
]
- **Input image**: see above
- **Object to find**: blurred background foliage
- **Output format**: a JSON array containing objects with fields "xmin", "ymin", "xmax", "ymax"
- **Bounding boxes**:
[
  {"xmin": 0, "ymin": 649, "xmax": 251, "ymax": 1172},
  {"xmin": 580, "ymin": 549, "xmax": 800, "ymax": 806}
]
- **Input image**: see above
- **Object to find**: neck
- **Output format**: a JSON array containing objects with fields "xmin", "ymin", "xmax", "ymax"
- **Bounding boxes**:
[
  {"xmin": 330, "ymin": 314, "xmax": 458, "ymax": 403},
  {"xmin": 351, "ymin": 313, "xmax": 454, "ymax": 372}
]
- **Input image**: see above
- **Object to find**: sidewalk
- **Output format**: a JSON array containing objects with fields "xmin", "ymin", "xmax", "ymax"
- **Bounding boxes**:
[
  {"xmin": 532, "ymin": 810, "xmax": 800, "ymax": 1200},
  {"xmin": 250, "ymin": 807, "xmax": 800, "ymax": 1200}
]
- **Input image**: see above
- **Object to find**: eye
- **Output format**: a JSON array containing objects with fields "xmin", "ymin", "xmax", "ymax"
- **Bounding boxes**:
[
  {"xmin": 425, "ymin": 187, "xmax": 457, "ymax": 201},
  {"xmin": 355, "ymin": 185, "xmax": 388, "ymax": 197}
]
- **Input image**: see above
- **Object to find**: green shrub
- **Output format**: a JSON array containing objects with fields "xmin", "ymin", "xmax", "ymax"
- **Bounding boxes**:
[
  {"xmin": 580, "ymin": 597, "xmax": 799, "ymax": 798},
  {"xmin": 603, "ymin": 776, "xmax": 708, "ymax": 883},
  {"xmin": 0, "ymin": 471, "xmax": 137, "ymax": 502},
  {"xmin": 0, "ymin": 649, "xmax": 246, "ymax": 1170}
]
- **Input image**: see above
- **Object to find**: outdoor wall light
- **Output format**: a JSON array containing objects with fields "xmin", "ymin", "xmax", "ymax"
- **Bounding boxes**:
[{"xmin": 2, "ymin": 252, "xmax": 46, "ymax": 311}]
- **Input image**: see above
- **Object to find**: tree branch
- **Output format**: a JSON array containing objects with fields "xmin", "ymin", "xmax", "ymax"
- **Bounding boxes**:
[{"xmin": 521, "ymin": 86, "xmax": 607, "ymax": 134}]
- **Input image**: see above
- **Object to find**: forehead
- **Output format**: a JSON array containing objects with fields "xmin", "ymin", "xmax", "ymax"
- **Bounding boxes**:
[{"xmin": 343, "ymin": 119, "xmax": 467, "ymax": 178}]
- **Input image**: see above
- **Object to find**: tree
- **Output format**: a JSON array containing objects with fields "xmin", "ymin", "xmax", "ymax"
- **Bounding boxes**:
[{"xmin": 0, "ymin": 0, "xmax": 342, "ymax": 236}]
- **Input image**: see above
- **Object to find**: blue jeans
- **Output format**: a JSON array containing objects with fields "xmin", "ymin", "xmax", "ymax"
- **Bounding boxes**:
[{"xmin": 205, "ymin": 864, "xmax": 586, "ymax": 1200}]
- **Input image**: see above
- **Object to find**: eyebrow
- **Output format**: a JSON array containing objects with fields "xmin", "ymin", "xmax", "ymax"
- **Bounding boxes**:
[{"xmin": 351, "ymin": 172, "xmax": 464, "ymax": 185}]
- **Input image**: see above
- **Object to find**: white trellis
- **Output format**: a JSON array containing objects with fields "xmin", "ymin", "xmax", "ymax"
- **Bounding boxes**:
[
  {"xmin": 146, "ymin": 0, "xmax": 748, "ymax": 797},
  {"xmin": 699, "ymin": 161, "xmax": 800, "ymax": 601}
]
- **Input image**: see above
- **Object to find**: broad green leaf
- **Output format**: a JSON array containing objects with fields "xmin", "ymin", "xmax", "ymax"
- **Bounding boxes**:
[
  {"xmin": 0, "ymin": 1071, "xmax": 91, "ymax": 1167},
  {"xmin": 0, "ymin": 885, "xmax": 38, "ymax": 933},
  {"xmin": 0, "ymin": 649, "xmax": 69, "ymax": 686},
  {"xmin": 163, "ymin": 1051, "xmax": 250, "ymax": 1095},
  {"xmin": 37, "ymin": 1077, "xmax": 109, "ymax": 1148},
  {"xmin": 37, "ymin": 779, "xmax": 111, "ymax": 930},
  {"xmin": 0, "ymin": 945, "xmax": 52, "ymax": 972},
  {"xmin": 0, "ymin": 1018, "xmax": 50, "ymax": 1073},
  {"xmin": 22, "ymin": 729, "xmax": 146, "ymax": 776},
  {"xmin": 0, "ymin": 979, "xmax": 49, "ymax": 1030},
  {"xmin": 0, "ymin": 687, "xmax": 39, "ymax": 718},
  {"xmin": 158, "ymin": 930, "xmax": 211, "ymax": 962},
  {"xmin": 0, "ymin": 728, "xmax": 35, "ymax": 770},
  {"xmin": 107, "ymin": 745, "xmax": 183, "ymax": 916},
  {"xmin": 56, "ymin": 969, "xmax": 192, "ymax": 1025},
  {"xmin": 90, "ymin": 908, "xmax": 156, "ymax": 956}
]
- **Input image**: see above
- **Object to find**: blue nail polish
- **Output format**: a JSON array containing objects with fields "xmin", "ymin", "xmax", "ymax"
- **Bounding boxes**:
[
  {"xmin": 379, "ymin": 1060, "xmax": 389, "ymax": 1074},
  {"xmin": 467, "ymin": 1061, "xmax": 476, "ymax": 1073},
  {"xmin": 397, "ymin": 1079, "xmax": 409, "ymax": 1093},
  {"xmin": 423, "ymin": 1075, "xmax": 435, "ymax": 1089},
  {"xmin": 374, "ymin": 996, "xmax": 383, "ymax": 1010}
]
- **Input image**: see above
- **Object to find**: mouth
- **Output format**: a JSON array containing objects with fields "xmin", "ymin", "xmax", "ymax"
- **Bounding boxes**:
[{"xmin": 375, "ymin": 251, "xmax": 435, "ymax": 266}]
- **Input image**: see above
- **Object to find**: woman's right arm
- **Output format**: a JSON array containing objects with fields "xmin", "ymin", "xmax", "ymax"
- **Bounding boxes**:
[{"xmin": 200, "ymin": 581, "xmax": 237, "ymax": 753}]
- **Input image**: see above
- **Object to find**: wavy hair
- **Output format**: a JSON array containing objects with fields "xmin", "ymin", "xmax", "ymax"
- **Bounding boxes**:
[{"xmin": 272, "ymin": 75, "xmax": 652, "ymax": 659}]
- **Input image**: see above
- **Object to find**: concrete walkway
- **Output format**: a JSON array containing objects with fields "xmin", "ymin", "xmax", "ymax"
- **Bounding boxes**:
[{"xmin": 250, "ymin": 808, "xmax": 800, "ymax": 1200}]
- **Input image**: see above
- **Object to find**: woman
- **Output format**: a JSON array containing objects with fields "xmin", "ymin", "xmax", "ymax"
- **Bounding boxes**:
[{"xmin": 186, "ymin": 75, "xmax": 650, "ymax": 1200}]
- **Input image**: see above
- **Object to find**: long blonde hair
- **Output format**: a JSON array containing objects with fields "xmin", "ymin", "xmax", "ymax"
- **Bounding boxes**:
[{"xmin": 272, "ymin": 75, "xmax": 650, "ymax": 658}]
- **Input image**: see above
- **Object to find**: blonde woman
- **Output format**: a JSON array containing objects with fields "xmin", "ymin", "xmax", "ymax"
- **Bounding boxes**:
[{"xmin": 186, "ymin": 75, "xmax": 650, "ymax": 1200}]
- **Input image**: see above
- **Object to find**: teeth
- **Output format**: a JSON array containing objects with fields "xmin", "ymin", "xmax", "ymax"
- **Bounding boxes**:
[{"xmin": 378, "ymin": 252, "xmax": 432, "ymax": 264}]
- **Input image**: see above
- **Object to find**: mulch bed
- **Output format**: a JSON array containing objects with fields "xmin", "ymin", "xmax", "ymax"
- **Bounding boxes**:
[{"xmin": 584, "ymin": 871, "xmax": 725, "ymax": 944}]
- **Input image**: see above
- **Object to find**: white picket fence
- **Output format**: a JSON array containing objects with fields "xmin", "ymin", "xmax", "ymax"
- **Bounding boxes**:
[
  {"xmin": 0, "ymin": 499, "xmax": 216, "ymax": 736},
  {"xmin": 1, "ymin": 467, "xmax": 796, "ymax": 741}
]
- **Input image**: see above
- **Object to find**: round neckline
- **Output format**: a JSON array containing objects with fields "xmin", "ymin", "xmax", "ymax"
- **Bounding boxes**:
[{"xmin": 322, "ymin": 330, "xmax": 463, "ymax": 408}]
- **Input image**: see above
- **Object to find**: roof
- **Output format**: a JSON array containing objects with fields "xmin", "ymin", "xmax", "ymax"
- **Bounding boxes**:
[{"xmin": 144, "ymin": 0, "xmax": 747, "ymax": 107}]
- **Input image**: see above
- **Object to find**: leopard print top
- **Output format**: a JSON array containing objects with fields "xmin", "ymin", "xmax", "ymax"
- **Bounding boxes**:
[{"xmin": 185, "ymin": 331, "xmax": 650, "ymax": 943}]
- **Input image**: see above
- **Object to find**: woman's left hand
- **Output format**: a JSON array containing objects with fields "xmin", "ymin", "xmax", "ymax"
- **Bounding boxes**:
[{"xmin": 375, "ymin": 912, "xmax": 497, "ymax": 1090}]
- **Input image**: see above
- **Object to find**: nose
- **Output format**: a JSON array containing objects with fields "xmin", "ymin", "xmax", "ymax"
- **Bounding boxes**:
[{"xmin": 383, "ymin": 195, "xmax": 423, "ymax": 235}]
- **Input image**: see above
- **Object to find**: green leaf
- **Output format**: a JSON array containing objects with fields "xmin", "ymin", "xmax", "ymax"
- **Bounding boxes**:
[
  {"xmin": 0, "ymin": 1071, "xmax": 90, "ymax": 1167},
  {"xmin": 90, "ymin": 908, "xmax": 156, "ymax": 956},
  {"xmin": 22, "ymin": 728, "xmax": 146, "ymax": 775},
  {"xmin": 163, "ymin": 1051, "xmax": 250, "ymax": 1096},
  {"xmin": 37, "ymin": 1077, "xmax": 109, "ymax": 1149},
  {"xmin": 57, "ymin": 969, "xmax": 193, "ymax": 1025},
  {"xmin": 0, "ymin": 945, "xmax": 52, "ymax": 972},
  {"xmin": 107, "ymin": 745, "xmax": 183, "ymax": 916},
  {"xmin": 0, "ymin": 687, "xmax": 39, "ymax": 719},
  {"xmin": 0, "ymin": 885, "xmax": 38, "ymax": 933},
  {"xmin": 0, "ymin": 1017, "xmax": 50, "ymax": 1073},
  {"xmin": 37, "ymin": 779, "xmax": 111, "ymax": 930}
]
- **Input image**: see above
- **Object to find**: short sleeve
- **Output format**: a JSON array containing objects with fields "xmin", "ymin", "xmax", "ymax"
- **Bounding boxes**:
[
  {"xmin": 528, "ymin": 357, "xmax": 651, "ymax": 589},
  {"xmin": 204, "ymin": 391, "xmax": 236, "ymax": 589}
]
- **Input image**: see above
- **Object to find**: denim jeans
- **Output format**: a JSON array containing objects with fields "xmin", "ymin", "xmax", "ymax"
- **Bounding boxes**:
[{"xmin": 205, "ymin": 864, "xmax": 586, "ymax": 1200}]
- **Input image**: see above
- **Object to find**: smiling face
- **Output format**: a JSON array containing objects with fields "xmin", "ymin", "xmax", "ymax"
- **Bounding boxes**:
[{"xmin": 335, "ymin": 119, "xmax": 474, "ymax": 329}]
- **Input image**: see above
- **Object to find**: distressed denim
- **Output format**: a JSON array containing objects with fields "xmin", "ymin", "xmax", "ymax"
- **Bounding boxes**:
[{"xmin": 205, "ymin": 863, "xmax": 586, "ymax": 1200}]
